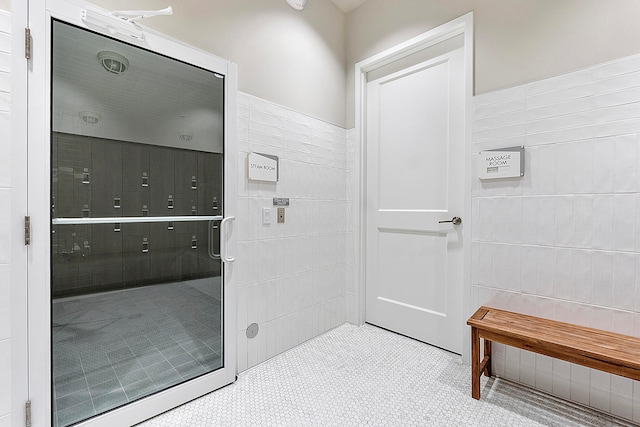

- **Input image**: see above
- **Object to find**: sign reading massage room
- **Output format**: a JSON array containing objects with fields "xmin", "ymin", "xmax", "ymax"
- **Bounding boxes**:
[
  {"xmin": 478, "ymin": 146, "xmax": 524, "ymax": 180},
  {"xmin": 248, "ymin": 152, "xmax": 279, "ymax": 182}
]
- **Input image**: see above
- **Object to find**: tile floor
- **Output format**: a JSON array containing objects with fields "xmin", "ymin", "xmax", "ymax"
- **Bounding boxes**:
[
  {"xmin": 52, "ymin": 279, "xmax": 223, "ymax": 427},
  {"xmin": 139, "ymin": 323, "xmax": 635, "ymax": 427}
]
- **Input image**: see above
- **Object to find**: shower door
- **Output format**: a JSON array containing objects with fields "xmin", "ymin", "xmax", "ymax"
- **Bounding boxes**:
[{"xmin": 26, "ymin": 2, "xmax": 237, "ymax": 426}]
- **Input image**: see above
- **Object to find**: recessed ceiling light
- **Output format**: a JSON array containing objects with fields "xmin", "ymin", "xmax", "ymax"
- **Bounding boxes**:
[
  {"xmin": 97, "ymin": 51, "xmax": 129, "ymax": 75},
  {"xmin": 180, "ymin": 131, "xmax": 193, "ymax": 142},
  {"xmin": 79, "ymin": 111, "xmax": 102, "ymax": 125}
]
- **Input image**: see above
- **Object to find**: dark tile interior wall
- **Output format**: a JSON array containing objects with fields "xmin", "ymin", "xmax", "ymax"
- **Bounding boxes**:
[{"xmin": 51, "ymin": 133, "xmax": 223, "ymax": 298}]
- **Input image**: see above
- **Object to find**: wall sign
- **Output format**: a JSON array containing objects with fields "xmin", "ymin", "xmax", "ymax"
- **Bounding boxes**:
[
  {"xmin": 248, "ymin": 152, "xmax": 279, "ymax": 182},
  {"xmin": 478, "ymin": 146, "xmax": 524, "ymax": 180}
]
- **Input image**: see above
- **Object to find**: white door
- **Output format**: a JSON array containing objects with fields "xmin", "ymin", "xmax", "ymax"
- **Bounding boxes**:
[
  {"xmin": 365, "ymin": 48, "xmax": 465, "ymax": 354},
  {"xmin": 27, "ymin": 1, "xmax": 237, "ymax": 426}
]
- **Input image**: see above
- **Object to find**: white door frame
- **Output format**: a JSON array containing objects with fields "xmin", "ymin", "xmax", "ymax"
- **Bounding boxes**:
[
  {"xmin": 354, "ymin": 12, "xmax": 474, "ymax": 363},
  {"xmin": 11, "ymin": 0, "xmax": 30, "ymax": 423},
  {"xmin": 13, "ymin": 0, "xmax": 238, "ymax": 425}
]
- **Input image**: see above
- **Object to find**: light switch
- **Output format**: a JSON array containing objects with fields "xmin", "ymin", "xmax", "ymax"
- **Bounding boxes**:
[{"xmin": 262, "ymin": 207, "xmax": 271, "ymax": 225}]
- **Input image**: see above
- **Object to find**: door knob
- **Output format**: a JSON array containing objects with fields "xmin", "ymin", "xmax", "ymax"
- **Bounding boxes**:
[{"xmin": 439, "ymin": 216, "xmax": 462, "ymax": 225}]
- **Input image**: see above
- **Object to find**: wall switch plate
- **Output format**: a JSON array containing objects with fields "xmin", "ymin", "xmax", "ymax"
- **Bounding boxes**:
[
  {"xmin": 277, "ymin": 207, "xmax": 285, "ymax": 223},
  {"xmin": 262, "ymin": 207, "xmax": 271, "ymax": 225}
]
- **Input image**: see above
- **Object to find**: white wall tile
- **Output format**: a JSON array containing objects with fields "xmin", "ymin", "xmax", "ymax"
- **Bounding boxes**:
[
  {"xmin": 570, "ymin": 364, "xmax": 591, "ymax": 405},
  {"xmin": 614, "ymin": 195, "xmax": 636, "ymax": 252},
  {"xmin": 0, "ymin": 339, "xmax": 9, "ymax": 417},
  {"xmin": 552, "ymin": 359, "xmax": 571, "ymax": 400},
  {"xmin": 0, "ymin": 265, "xmax": 8, "ymax": 341},
  {"xmin": 611, "ymin": 376, "xmax": 633, "ymax": 420},
  {"xmin": 614, "ymin": 135, "xmax": 638, "ymax": 193},
  {"xmin": 536, "ymin": 247, "xmax": 554, "ymax": 297},
  {"xmin": 613, "ymin": 252, "xmax": 636, "ymax": 311},
  {"xmin": 592, "ymin": 195, "xmax": 614, "ymax": 250},
  {"xmin": 554, "ymin": 196, "xmax": 573, "ymax": 246},
  {"xmin": 0, "ymin": 190, "xmax": 9, "ymax": 264},
  {"xmin": 526, "ymin": 83, "xmax": 594, "ymax": 110},
  {"xmin": 471, "ymin": 57, "xmax": 640, "ymax": 422},
  {"xmin": 590, "ymin": 370, "xmax": 611, "ymax": 413},
  {"xmin": 571, "ymin": 250, "xmax": 592, "ymax": 304},
  {"xmin": 591, "ymin": 251, "xmax": 613, "ymax": 307},
  {"xmin": 571, "ymin": 139, "xmax": 594, "ymax": 194},
  {"xmin": 0, "ymin": 113, "xmax": 9, "ymax": 188},
  {"xmin": 519, "ymin": 350, "xmax": 536, "ymax": 387},
  {"xmin": 537, "ymin": 197, "xmax": 555, "ymax": 246},
  {"xmin": 520, "ymin": 197, "xmax": 538, "ymax": 244},
  {"xmin": 535, "ymin": 354, "xmax": 553, "ymax": 393},
  {"xmin": 535, "ymin": 147, "xmax": 556, "ymax": 195},
  {"xmin": 572, "ymin": 195, "xmax": 593, "ymax": 248}
]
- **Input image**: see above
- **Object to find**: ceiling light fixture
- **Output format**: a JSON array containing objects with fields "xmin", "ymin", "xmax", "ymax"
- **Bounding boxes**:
[
  {"xmin": 97, "ymin": 51, "xmax": 129, "ymax": 75},
  {"xmin": 180, "ymin": 131, "xmax": 193, "ymax": 142},
  {"xmin": 79, "ymin": 111, "xmax": 102, "ymax": 125},
  {"xmin": 285, "ymin": 0, "xmax": 308, "ymax": 10}
]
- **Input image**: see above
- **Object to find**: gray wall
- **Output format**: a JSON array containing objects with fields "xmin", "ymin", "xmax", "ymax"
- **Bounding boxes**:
[
  {"xmin": 91, "ymin": 0, "xmax": 347, "ymax": 127},
  {"xmin": 346, "ymin": 0, "xmax": 640, "ymax": 128}
]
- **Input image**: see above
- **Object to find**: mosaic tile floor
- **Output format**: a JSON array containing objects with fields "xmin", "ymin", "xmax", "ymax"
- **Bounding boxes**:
[
  {"xmin": 139, "ymin": 323, "xmax": 635, "ymax": 427},
  {"xmin": 52, "ymin": 278, "xmax": 223, "ymax": 427}
]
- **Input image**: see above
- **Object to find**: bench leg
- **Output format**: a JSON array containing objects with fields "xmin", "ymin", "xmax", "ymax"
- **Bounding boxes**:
[
  {"xmin": 484, "ymin": 339, "xmax": 492, "ymax": 377},
  {"xmin": 471, "ymin": 326, "xmax": 480, "ymax": 400}
]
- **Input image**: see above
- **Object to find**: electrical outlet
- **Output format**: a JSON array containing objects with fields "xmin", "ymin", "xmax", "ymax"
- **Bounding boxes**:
[{"xmin": 277, "ymin": 207, "xmax": 285, "ymax": 224}]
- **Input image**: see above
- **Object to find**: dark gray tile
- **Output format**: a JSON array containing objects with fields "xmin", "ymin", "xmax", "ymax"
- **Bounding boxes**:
[
  {"xmin": 168, "ymin": 352, "xmax": 195, "ymax": 368},
  {"xmin": 92, "ymin": 388, "xmax": 128, "ymax": 414},
  {"xmin": 137, "ymin": 351, "xmax": 166, "ymax": 367},
  {"xmin": 56, "ymin": 399, "xmax": 95, "ymax": 427},
  {"xmin": 89, "ymin": 378, "xmax": 121, "ymax": 399},
  {"xmin": 53, "ymin": 370, "xmax": 85, "ymax": 388},
  {"xmin": 112, "ymin": 359, "xmax": 143, "ymax": 377},
  {"xmin": 85, "ymin": 366, "xmax": 117, "ymax": 387},
  {"xmin": 123, "ymin": 377, "xmax": 157, "ymax": 401},
  {"xmin": 56, "ymin": 387, "xmax": 92, "ymax": 412},
  {"xmin": 160, "ymin": 345, "xmax": 187, "ymax": 360},
  {"xmin": 79, "ymin": 350, "xmax": 110, "ymax": 370},
  {"xmin": 174, "ymin": 360, "xmax": 207, "ymax": 380},
  {"xmin": 107, "ymin": 347, "xmax": 135, "ymax": 364},
  {"xmin": 54, "ymin": 378, "xmax": 88, "ymax": 399},
  {"xmin": 118, "ymin": 368, "xmax": 150, "ymax": 387}
]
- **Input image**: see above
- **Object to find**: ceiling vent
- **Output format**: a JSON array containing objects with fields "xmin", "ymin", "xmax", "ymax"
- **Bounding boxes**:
[{"xmin": 97, "ymin": 51, "xmax": 129, "ymax": 75}]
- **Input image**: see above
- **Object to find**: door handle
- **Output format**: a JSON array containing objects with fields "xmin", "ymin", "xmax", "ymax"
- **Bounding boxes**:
[
  {"xmin": 208, "ymin": 220, "xmax": 221, "ymax": 260},
  {"xmin": 220, "ymin": 216, "xmax": 235, "ymax": 263},
  {"xmin": 439, "ymin": 216, "xmax": 462, "ymax": 225}
]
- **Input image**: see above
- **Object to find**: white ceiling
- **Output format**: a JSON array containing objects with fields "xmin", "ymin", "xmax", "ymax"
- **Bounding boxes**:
[
  {"xmin": 330, "ymin": 0, "xmax": 369, "ymax": 13},
  {"xmin": 52, "ymin": 21, "xmax": 224, "ymax": 152}
]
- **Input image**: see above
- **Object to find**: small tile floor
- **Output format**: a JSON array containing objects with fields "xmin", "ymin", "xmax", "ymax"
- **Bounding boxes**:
[
  {"xmin": 52, "ymin": 279, "xmax": 223, "ymax": 427},
  {"xmin": 140, "ymin": 323, "xmax": 636, "ymax": 427}
]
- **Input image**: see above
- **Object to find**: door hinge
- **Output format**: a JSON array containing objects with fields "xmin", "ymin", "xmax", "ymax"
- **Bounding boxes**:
[
  {"xmin": 25, "ymin": 28, "xmax": 31, "ymax": 59},
  {"xmin": 25, "ymin": 400, "xmax": 31, "ymax": 427},
  {"xmin": 24, "ymin": 216, "xmax": 31, "ymax": 245}
]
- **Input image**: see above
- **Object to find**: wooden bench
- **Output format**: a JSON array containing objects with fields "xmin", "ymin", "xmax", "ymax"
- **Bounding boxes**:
[{"xmin": 467, "ymin": 306, "xmax": 640, "ymax": 400}]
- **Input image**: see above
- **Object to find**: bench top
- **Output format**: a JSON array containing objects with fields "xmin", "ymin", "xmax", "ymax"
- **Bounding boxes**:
[{"xmin": 467, "ymin": 306, "xmax": 640, "ymax": 373}]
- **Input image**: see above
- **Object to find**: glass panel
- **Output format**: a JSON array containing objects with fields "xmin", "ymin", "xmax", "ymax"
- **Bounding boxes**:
[{"xmin": 51, "ymin": 20, "xmax": 224, "ymax": 427}]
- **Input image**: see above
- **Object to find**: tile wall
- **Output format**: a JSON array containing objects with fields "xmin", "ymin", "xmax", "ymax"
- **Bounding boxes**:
[
  {"xmin": 0, "ymin": 10, "xmax": 10, "ymax": 427},
  {"xmin": 471, "ymin": 53, "xmax": 640, "ymax": 423},
  {"xmin": 235, "ymin": 92, "xmax": 349, "ymax": 371},
  {"xmin": 345, "ymin": 128, "xmax": 359, "ymax": 325}
]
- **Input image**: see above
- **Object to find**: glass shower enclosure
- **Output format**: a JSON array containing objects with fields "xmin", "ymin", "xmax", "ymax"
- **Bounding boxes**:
[{"xmin": 50, "ymin": 20, "xmax": 226, "ymax": 426}]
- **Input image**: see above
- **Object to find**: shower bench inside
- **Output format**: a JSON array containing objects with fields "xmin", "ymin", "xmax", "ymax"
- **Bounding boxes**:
[{"xmin": 467, "ymin": 306, "xmax": 640, "ymax": 400}]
